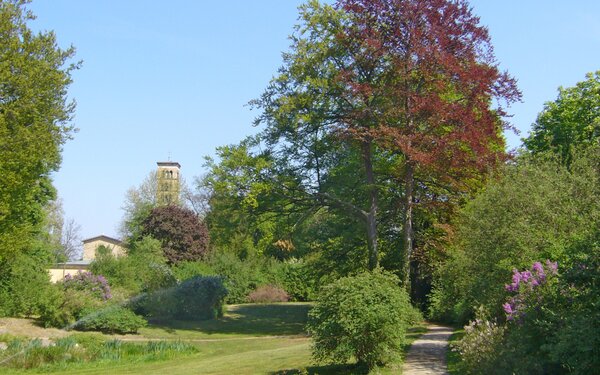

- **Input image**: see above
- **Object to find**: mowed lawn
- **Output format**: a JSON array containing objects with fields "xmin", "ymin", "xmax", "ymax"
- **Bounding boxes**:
[{"xmin": 1, "ymin": 303, "xmax": 426, "ymax": 375}]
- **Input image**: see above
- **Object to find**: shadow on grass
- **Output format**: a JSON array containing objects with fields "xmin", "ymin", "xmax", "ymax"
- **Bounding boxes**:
[
  {"xmin": 270, "ymin": 363, "xmax": 369, "ymax": 375},
  {"xmin": 148, "ymin": 303, "xmax": 311, "ymax": 336}
]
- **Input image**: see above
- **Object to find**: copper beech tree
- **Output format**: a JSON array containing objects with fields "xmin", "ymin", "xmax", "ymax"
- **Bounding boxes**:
[
  {"xmin": 254, "ymin": 0, "xmax": 520, "ymax": 287},
  {"xmin": 141, "ymin": 206, "xmax": 209, "ymax": 264}
]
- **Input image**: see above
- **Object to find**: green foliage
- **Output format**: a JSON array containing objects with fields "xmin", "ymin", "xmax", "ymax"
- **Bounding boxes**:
[
  {"xmin": 307, "ymin": 270, "xmax": 417, "ymax": 369},
  {"xmin": 0, "ymin": 0, "xmax": 78, "ymax": 262},
  {"xmin": 90, "ymin": 237, "xmax": 176, "ymax": 295},
  {"xmin": 39, "ymin": 271, "xmax": 114, "ymax": 328},
  {"xmin": 172, "ymin": 254, "xmax": 316, "ymax": 303},
  {"xmin": 452, "ymin": 319, "xmax": 506, "ymax": 375},
  {"xmin": 134, "ymin": 275, "xmax": 227, "ymax": 321},
  {"xmin": 452, "ymin": 232, "xmax": 600, "ymax": 374},
  {"xmin": 0, "ymin": 246, "xmax": 55, "ymax": 317},
  {"xmin": 277, "ymin": 259, "xmax": 317, "ymax": 302},
  {"xmin": 431, "ymin": 148, "xmax": 600, "ymax": 322},
  {"xmin": 171, "ymin": 276, "xmax": 227, "ymax": 320},
  {"xmin": 193, "ymin": 253, "xmax": 279, "ymax": 304},
  {"xmin": 120, "ymin": 171, "xmax": 158, "ymax": 240},
  {"xmin": 74, "ymin": 306, "xmax": 147, "ymax": 334},
  {"xmin": 524, "ymin": 71, "xmax": 600, "ymax": 165},
  {"xmin": 39, "ymin": 287, "xmax": 103, "ymax": 328},
  {"xmin": 171, "ymin": 259, "xmax": 216, "ymax": 281}
]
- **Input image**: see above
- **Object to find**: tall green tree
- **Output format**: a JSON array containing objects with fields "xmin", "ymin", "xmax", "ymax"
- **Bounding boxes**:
[
  {"xmin": 0, "ymin": 0, "xmax": 78, "ymax": 261},
  {"xmin": 201, "ymin": 138, "xmax": 301, "ymax": 258},
  {"xmin": 524, "ymin": 71, "xmax": 600, "ymax": 165},
  {"xmin": 253, "ymin": 0, "xmax": 519, "ymax": 286}
]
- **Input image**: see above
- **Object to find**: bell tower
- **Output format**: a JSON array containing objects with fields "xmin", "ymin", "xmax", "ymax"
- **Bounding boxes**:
[{"xmin": 156, "ymin": 161, "xmax": 180, "ymax": 206}]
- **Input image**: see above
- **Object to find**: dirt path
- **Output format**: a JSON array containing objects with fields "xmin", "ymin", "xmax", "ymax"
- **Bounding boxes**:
[
  {"xmin": 402, "ymin": 324, "xmax": 453, "ymax": 375},
  {"xmin": 0, "ymin": 318, "xmax": 68, "ymax": 339}
]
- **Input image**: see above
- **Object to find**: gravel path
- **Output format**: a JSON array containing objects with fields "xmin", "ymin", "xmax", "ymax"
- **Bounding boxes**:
[{"xmin": 402, "ymin": 324, "xmax": 453, "ymax": 375}]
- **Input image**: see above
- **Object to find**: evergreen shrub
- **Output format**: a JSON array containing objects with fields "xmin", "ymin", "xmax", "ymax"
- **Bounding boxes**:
[{"xmin": 134, "ymin": 275, "xmax": 227, "ymax": 321}]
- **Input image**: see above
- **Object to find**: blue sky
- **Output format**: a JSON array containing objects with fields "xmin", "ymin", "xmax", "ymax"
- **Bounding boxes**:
[{"xmin": 27, "ymin": 1, "xmax": 600, "ymax": 240}]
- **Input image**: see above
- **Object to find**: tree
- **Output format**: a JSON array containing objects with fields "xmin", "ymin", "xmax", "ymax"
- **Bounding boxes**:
[
  {"xmin": 253, "ymin": 0, "xmax": 519, "ymax": 286},
  {"xmin": 140, "ymin": 205, "xmax": 210, "ymax": 264},
  {"xmin": 43, "ymin": 198, "xmax": 82, "ymax": 262},
  {"xmin": 201, "ymin": 138, "xmax": 301, "ymax": 258},
  {"xmin": 120, "ymin": 171, "xmax": 159, "ymax": 240},
  {"xmin": 120, "ymin": 170, "xmax": 208, "ymax": 240},
  {"xmin": 429, "ymin": 146, "xmax": 600, "ymax": 323},
  {"xmin": 524, "ymin": 71, "xmax": 600, "ymax": 165},
  {"xmin": 0, "ymin": 0, "xmax": 78, "ymax": 262},
  {"xmin": 60, "ymin": 217, "xmax": 82, "ymax": 261}
]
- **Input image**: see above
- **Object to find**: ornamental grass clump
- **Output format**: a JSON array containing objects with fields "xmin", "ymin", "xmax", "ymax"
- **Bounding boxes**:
[{"xmin": 307, "ymin": 270, "xmax": 416, "ymax": 369}]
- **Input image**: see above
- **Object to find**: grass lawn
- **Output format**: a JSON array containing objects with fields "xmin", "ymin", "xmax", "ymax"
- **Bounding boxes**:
[
  {"xmin": 138, "ymin": 303, "xmax": 311, "ymax": 340},
  {"xmin": 0, "ymin": 303, "xmax": 428, "ymax": 375}
]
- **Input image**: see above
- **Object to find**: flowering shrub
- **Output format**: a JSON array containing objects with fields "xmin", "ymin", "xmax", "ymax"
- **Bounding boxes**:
[
  {"xmin": 502, "ymin": 260, "xmax": 557, "ymax": 321},
  {"xmin": 453, "ymin": 318, "xmax": 506, "ymax": 374},
  {"xmin": 63, "ymin": 272, "xmax": 112, "ymax": 300}
]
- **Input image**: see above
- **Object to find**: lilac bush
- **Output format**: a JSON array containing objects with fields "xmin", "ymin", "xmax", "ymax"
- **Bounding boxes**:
[
  {"xmin": 63, "ymin": 272, "xmax": 112, "ymax": 300},
  {"xmin": 502, "ymin": 260, "xmax": 557, "ymax": 321},
  {"xmin": 453, "ymin": 318, "xmax": 506, "ymax": 374}
]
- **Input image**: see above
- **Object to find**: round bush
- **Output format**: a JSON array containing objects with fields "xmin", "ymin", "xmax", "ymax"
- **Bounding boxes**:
[
  {"xmin": 173, "ymin": 276, "xmax": 228, "ymax": 320},
  {"xmin": 307, "ymin": 270, "xmax": 415, "ymax": 369},
  {"xmin": 74, "ymin": 306, "xmax": 147, "ymax": 334},
  {"xmin": 133, "ymin": 275, "xmax": 228, "ymax": 321}
]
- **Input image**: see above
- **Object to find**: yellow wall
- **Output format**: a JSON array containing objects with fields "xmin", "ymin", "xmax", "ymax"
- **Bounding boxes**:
[
  {"xmin": 82, "ymin": 239, "xmax": 125, "ymax": 261},
  {"xmin": 48, "ymin": 266, "xmax": 88, "ymax": 283}
]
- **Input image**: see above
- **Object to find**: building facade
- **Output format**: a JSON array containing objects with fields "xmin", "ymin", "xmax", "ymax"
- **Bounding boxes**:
[{"xmin": 48, "ymin": 235, "xmax": 125, "ymax": 282}]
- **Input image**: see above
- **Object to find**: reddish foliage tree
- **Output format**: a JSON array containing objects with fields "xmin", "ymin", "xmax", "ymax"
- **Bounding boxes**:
[
  {"xmin": 255, "ymin": 0, "xmax": 520, "ymax": 288},
  {"xmin": 335, "ymin": 0, "xmax": 521, "ymax": 283},
  {"xmin": 141, "ymin": 206, "xmax": 209, "ymax": 264}
]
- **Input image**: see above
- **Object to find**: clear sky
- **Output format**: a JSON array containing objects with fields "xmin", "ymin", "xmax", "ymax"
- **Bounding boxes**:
[{"xmin": 26, "ymin": 1, "xmax": 600, "ymax": 240}]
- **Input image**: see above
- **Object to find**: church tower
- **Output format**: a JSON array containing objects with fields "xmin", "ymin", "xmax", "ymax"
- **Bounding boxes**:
[{"xmin": 156, "ymin": 161, "xmax": 180, "ymax": 206}]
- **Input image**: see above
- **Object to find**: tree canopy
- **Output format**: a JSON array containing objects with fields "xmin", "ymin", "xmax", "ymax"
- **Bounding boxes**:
[
  {"xmin": 141, "ymin": 205, "xmax": 210, "ymax": 264},
  {"xmin": 252, "ymin": 0, "xmax": 520, "ymax": 287},
  {"xmin": 524, "ymin": 71, "xmax": 600, "ymax": 165},
  {"xmin": 0, "ymin": 0, "xmax": 78, "ymax": 261}
]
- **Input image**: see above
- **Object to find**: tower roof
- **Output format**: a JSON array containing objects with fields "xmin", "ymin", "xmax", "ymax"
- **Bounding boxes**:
[{"xmin": 157, "ymin": 161, "xmax": 181, "ymax": 168}]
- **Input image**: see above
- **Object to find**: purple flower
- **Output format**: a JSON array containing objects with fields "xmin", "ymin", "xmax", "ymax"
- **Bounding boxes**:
[
  {"xmin": 502, "ymin": 302, "xmax": 513, "ymax": 315},
  {"xmin": 512, "ymin": 269, "xmax": 521, "ymax": 284}
]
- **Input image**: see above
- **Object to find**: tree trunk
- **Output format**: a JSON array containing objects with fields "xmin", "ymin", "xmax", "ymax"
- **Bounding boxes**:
[
  {"xmin": 402, "ymin": 162, "xmax": 414, "ymax": 291},
  {"xmin": 362, "ymin": 141, "xmax": 378, "ymax": 270}
]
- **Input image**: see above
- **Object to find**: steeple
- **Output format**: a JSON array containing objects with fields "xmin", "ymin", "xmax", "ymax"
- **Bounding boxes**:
[{"xmin": 156, "ymin": 161, "xmax": 180, "ymax": 206}]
